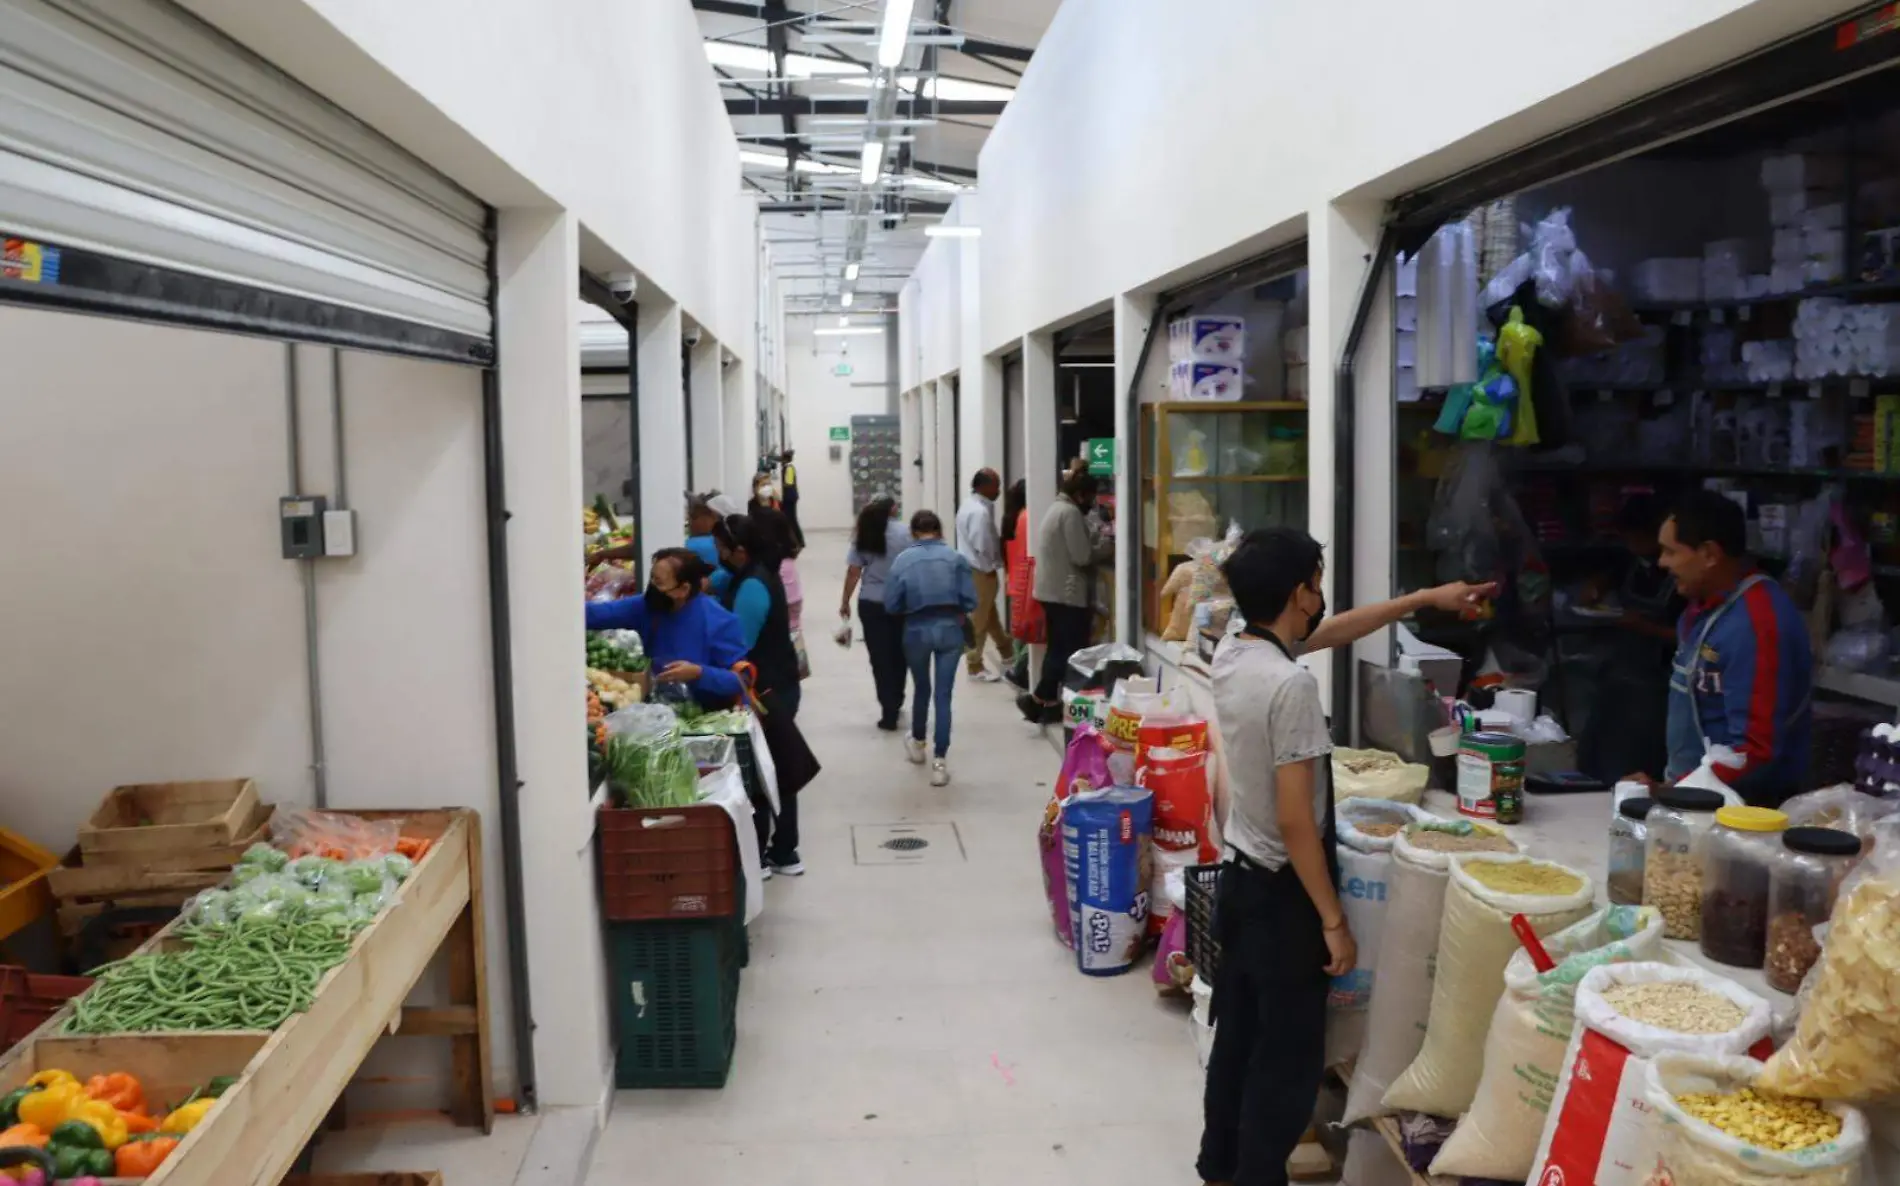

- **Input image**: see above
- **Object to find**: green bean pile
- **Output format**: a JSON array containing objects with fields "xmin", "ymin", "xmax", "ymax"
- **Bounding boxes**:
[{"xmin": 67, "ymin": 919, "xmax": 356, "ymax": 1033}]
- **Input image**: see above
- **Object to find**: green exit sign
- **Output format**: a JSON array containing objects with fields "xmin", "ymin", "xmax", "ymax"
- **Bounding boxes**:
[
  {"xmin": 1086, "ymin": 437, "xmax": 1116, "ymax": 476},
  {"xmin": 828, "ymin": 426, "xmax": 850, "ymax": 441},
  {"xmin": 832, "ymin": 361, "xmax": 854, "ymax": 376}
]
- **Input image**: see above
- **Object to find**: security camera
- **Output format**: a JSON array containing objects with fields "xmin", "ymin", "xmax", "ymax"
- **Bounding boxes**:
[
  {"xmin": 606, "ymin": 272, "xmax": 636, "ymax": 302},
  {"xmin": 683, "ymin": 327, "xmax": 704, "ymax": 348},
  {"xmin": 721, "ymin": 350, "xmax": 736, "ymax": 369}
]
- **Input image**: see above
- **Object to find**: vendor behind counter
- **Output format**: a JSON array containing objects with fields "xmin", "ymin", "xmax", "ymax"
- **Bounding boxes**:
[{"xmin": 585, "ymin": 547, "xmax": 747, "ymax": 707}]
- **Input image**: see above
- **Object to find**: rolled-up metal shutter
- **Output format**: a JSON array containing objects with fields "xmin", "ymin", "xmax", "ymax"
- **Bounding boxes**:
[{"xmin": 0, "ymin": 0, "xmax": 492, "ymax": 362}]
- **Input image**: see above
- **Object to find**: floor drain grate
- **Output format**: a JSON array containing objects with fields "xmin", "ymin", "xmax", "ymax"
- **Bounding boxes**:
[{"xmin": 851, "ymin": 823, "xmax": 966, "ymax": 865}]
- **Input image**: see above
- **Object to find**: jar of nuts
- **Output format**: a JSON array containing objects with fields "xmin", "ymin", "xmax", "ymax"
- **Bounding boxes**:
[
  {"xmin": 1765, "ymin": 826, "xmax": 1862, "ymax": 994},
  {"xmin": 1699, "ymin": 805, "xmax": 1789, "ymax": 968},
  {"xmin": 1608, "ymin": 797, "xmax": 1652, "ymax": 906},
  {"xmin": 1644, "ymin": 787, "xmax": 1724, "ymax": 940}
]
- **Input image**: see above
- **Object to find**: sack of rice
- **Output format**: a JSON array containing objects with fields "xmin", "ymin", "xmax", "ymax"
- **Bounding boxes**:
[
  {"xmin": 1427, "ymin": 905, "xmax": 1664, "ymax": 1179},
  {"xmin": 1340, "ymin": 819, "xmax": 1518, "ymax": 1124},
  {"xmin": 1527, "ymin": 962, "xmax": 1774, "ymax": 1186},
  {"xmin": 1645, "ymin": 1053, "xmax": 1867, "ymax": 1186},
  {"xmin": 1330, "ymin": 797, "xmax": 1435, "ymax": 1011},
  {"xmin": 1382, "ymin": 854, "xmax": 1594, "ymax": 1118}
]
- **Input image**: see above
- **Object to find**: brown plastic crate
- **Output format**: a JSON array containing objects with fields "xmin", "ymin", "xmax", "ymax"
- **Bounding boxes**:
[
  {"xmin": 597, "ymin": 804, "xmax": 737, "ymax": 921},
  {"xmin": 0, "ymin": 966, "xmax": 92, "ymax": 1049}
]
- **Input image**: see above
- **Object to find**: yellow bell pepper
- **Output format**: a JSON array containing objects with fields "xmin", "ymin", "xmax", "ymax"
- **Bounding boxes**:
[
  {"xmin": 69, "ymin": 1098, "xmax": 129, "ymax": 1150},
  {"xmin": 16, "ymin": 1080, "xmax": 81, "ymax": 1132},
  {"xmin": 159, "ymin": 1098, "xmax": 215, "ymax": 1135},
  {"xmin": 23, "ymin": 1071, "xmax": 75, "ymax": 1092}
]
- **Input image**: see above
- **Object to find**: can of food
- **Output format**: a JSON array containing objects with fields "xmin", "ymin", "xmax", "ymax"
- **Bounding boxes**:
[{"xmin": 1456, "ymin": 731, "xmax": 1527, "ymax": 821}]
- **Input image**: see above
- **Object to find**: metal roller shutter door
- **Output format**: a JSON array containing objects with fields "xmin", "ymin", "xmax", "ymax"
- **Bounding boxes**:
[{"xmin": 0, "ymin": 0, "xmax": 491, "ymax": 361}]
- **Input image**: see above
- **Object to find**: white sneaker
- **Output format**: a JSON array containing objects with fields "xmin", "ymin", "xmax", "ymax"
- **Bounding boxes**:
[
  {"xmin": 931, "ymin": 759, "xmax": 950, "ymax": 787},
  {"xmin": 761, "ymin": 865, "xmax": 775, "ymax": 882},
  {"xmin": 905, "ymin": 736, "xmax": 927, "ymax": 764},
  {"xmin": 972, "ymin": 670, "xmax": 1003, "ymax": 683}
]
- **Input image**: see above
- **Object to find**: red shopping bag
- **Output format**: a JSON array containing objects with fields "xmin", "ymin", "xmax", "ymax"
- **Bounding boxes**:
[{"xmin": 1010, "ymin": 558, "xmax": 1046, "ymax": 644}]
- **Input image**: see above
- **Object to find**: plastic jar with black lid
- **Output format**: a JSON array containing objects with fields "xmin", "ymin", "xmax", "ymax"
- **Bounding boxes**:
[
  {"xmin": 1608, "ymin": 797, "xmax": 1652, "ymax": 906},
  {"xmin": 1766, "ymin": 826, "xmax": 1863, "ymax": 993},
  {"xmin": 1643, "ymin": 787, "xmax": 1724, "ymax": 940}
]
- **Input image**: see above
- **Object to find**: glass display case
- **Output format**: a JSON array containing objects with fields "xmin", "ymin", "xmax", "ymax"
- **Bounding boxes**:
[{"xmin": 1140, "ymin": 401, "xmax": 1309, "ymax": 633}]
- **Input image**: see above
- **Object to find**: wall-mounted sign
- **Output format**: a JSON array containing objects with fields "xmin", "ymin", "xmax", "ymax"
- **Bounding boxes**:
[
  {"xmin": 1086, "ymin": 437, "xmax": 1116, "ymax": 477},
  {"xmin": 832, "ymin": 361, "xmax": 854, "ymax": 376},
  {"xmin": 828, "ymin": 426, "xmax": 851, "ymax": 441}
]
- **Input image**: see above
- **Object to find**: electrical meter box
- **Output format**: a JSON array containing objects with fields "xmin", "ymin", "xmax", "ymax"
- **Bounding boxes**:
[{"xmin": 280, "ymin": 495, "xmax": 328, "ymax": 559}]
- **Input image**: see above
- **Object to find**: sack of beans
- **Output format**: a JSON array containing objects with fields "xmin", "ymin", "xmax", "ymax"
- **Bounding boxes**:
[
  {"xmin": 1644, "ymin": 1053, "xmax": 1867, "ymax": 1186},
  {"xmin": 1383, "ymin": 854, "xmax": 1594, "ymax": 1118},
  {"xmin": 1527, "ymin": 962, "xmax": 1773, "ymax": 1186},
  {"xmin": 1341, "ymin": 819, "xmax": 1519, "ymax": 1124},
  {"xmin": 1427, "ymin": 905, "xmax": 1664, "ymax": 1180}
]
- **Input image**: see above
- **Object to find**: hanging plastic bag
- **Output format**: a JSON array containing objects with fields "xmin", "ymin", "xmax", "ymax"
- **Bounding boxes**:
[
  {"xmin": 1646, "ymin": 1054, "xmax": 1867, "ymax": 1186},
  {"xmin": 1430, "ymin": 905, "xmax": 1665, "ymax": 1180}
]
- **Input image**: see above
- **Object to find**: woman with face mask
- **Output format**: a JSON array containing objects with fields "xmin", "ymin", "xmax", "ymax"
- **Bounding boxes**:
[{"xmin": 583, "ymin": 547, "xmax": 749, "ymax": 708}]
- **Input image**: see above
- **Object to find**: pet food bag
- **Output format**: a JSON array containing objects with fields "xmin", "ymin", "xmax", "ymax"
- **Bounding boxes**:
[
  {"xmin": 1645, "ymin": 1054, "xmax": 1867, "ymax": 1186},
  {"xmin": 1342, "ymin": 820, "xmax": 1520, "ymax": 1125},
  {"xmin": 1428, "ymin": 905, "xmax": 1665, "ymax": 1180},
  {"xmin": 1041, "ymin": 726, "xmax": 1115, "ymax": 948},
  {"xmin": 1384, "ymin": 855, "xmax": 1594, "ymax": 1118},
  {"xmin": 1061, "ymin": 784, "xmax": 1154, "ymax": 976},
  {"xmin": 1527, "ymin": 962, "xmax": 1774, "ymax": 1186},
  {"xmin": 1330, "ymin": 798, "xmax": 1434, "ymax": 1011}
]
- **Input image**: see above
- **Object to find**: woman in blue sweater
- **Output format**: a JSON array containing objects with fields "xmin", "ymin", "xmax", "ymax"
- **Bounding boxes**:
[{"xmin": 585, "ymin": 548, "xmax": 748, "ymax": 707}]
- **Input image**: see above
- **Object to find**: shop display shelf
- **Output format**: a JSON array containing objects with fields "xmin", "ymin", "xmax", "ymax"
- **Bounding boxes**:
[
  {"xmin": 0, "ymin": 807, "xmax": 494, "ymax": 1186},
  {"xmin": 1816, "ymin": 664, "xmax": 1900, "ymax": 708},
  {"xmin": 1627, "ymin": 279, "xmax": 1900, "ymax": 316}
]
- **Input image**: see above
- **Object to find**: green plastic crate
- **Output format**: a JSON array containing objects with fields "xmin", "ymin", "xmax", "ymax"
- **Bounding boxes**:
[{"xmin": 608, "ymin": 917, "xmax": 741, "ymax": 1089}]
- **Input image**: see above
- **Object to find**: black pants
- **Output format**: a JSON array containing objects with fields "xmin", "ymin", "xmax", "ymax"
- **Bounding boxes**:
[
  {"xmin": 755, "ymin": 685, "xmax": 811, "ymax": 864},
  {"xmin": 1032, "ymin": 601, "xmax": 1093, "ymax": 702},
  {"xmin": 1198, "ymin": 861, "xmax": 1330, "ymax": 1186},
  {"xmin": 858, "ymin": 598, "xmax": 907, "ymax": 725}
]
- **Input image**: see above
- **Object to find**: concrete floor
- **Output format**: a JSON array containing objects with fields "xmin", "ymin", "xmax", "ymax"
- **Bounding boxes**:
[{"xmin": 588, "ymin": 530, "xmax": 1205, "ymax": 1186}]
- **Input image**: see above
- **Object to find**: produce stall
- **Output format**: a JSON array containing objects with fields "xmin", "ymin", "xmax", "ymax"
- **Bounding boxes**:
[{"xmin": 0, "ymin": 807, "xmax": 492, "ymax": 1186}]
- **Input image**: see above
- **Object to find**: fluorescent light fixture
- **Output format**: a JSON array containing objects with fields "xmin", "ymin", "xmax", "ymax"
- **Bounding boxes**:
[
  {"xmin": 859, "ymin": 141, "xmax": 885, "ymax": 184},
  {"xmin": 841, "ymin": 291, "xmax": 855, "ymax": 307},
  {"xmin": 704, "ymin": 41, "xmax": 865, "ymax": 78},
  {"xmin": 835, "ymin": 76, "xmax": 1014, "ymax": 103},
  {"xmin": 899, "ymin": 175, "xmax": 964, "ymax": 192},
  {"xmin": 877, "ymin": 0, "xmax": 912, "ymax": 67},
  {"xmin": 815, "ymin": 326, "xmax": 884, "ymax": 336},
  {"xmin": 839, "ymin": 316, "xmax": 851, "ymax": 326},
  {"xmin": 739, "ymin": 149, "xmax": 856, "ymax": 176},
  {"xmin": 924, "ymin": 224, "xmax": 981, "ymax": 238},
  {"xmin": 844, "ymin": 262, "xmax": 861, "ymax": 281}
]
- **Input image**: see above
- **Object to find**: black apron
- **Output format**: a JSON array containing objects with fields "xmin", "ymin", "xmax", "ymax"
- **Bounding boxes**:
[
  {"xmin": 1209, "ymin": 630, "xmax": 1339, "ymax": 1024},
  {"xmin": 719, "ymin": 563, "xmax": 821, "ymax": 799}
]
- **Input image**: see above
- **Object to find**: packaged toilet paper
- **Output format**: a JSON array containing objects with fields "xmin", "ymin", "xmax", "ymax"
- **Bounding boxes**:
[
  {"xmin": 1170, "ymin": 360, "xmax": 1244, "ymax": 402},
  {"xmin": 1168, "ymin": 315, "xmax": 1247, "ymax": 364}
]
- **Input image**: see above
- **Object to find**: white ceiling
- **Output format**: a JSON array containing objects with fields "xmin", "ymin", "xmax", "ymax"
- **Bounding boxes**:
[{"xmin": 693, "ymin": 0, "xmax": 1060, "ymax": 315}]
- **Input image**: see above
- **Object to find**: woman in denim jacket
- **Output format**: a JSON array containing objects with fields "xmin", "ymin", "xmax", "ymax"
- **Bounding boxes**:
[{"xmin": 885, "ymin": 509, "xmax": 978, "ymax": 786}]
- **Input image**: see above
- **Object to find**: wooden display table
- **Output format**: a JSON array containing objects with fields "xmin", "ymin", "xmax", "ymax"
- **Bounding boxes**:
[{"xmin": 0, "ymin": 808, "xmax": 492, "ymax": 1186}]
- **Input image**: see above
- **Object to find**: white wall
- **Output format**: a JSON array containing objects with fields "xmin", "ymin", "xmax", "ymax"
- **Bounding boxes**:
[
  {"xmin": 0, "ymin": 306, "xmax": 518, "ymax": 1095},
  {"xmin": 978, "ymin": 0, "xmax": 1869, "ymax": 353},
  {"xmin": 785, "ymin": 318, "xmax": 892, "ymax": 531},
  {"xmin": 182, "ymin": 0, "xmax": 759, "ymax": 368}
]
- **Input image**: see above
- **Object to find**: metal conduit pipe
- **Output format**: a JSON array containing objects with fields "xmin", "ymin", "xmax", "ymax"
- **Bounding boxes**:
[{"xmin": 1330, "ymin": 223, "xmax": 1404, "ymax": 739}]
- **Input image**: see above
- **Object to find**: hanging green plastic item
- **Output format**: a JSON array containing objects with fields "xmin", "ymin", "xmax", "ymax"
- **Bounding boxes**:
[{"xmin": 1497, "ymin": 306, "xmax": 1543, "ymax": 447}]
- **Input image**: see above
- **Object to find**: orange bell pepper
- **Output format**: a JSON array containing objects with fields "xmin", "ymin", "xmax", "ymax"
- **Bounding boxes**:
[
  {"xmin": 114, "ymin": 1135, "xmax": 179, "ymax": 1179},
  {"xmin": 121, "ymin": 1110, "xmax": 158, "ymax": 1135},
  {"xmin": 82, "ymin": 1073, "xmax": 143, "ymax": 1116},
  {"xmin": 0, "ymin": 1123, "xmax": 46, "ymax": 1148}
]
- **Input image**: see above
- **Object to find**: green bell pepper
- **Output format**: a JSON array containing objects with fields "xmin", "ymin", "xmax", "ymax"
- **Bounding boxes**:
[
  {"xmin": 0, "ymin": 1085, "xmax": 38, "ymax": 1127},
  {"xmin": 47, "ymin": 1119, "xmax": 113, "ymax": 1177}
]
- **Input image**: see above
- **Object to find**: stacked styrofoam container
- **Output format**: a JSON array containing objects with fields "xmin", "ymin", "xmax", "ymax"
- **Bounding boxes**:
[
  {"xmin": 1740, "ymin": 338, "xmax": 1796, "ymax": 383},
  {"xmin": 1168, "ymin": 314, "xmax": 1246, "ymax": 401},
  {"xmin": 1702, "ymin": 239, "xmax": 1754, "ymax": 303},
  {"xmin": 1394, "ymin": 251, "xmax": 1419, "ymax": 402},
  {"xmin": 1763, "ymin": 154, "xmax": 1846, "ymax": 293},
  {"xmin": 1631, "ymin": 258, "xmax": 1700, "ymax": 303},
  {"xmin": 1793, "ymin": 298, "xmax": 1900, "ymax": 379}
]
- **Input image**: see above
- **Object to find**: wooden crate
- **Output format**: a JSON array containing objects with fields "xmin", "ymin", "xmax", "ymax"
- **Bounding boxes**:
[
  {"xmin": 73, "ymin": 802, "xmax": 275, "ymax": 872},
  {"xmin": 0, "ymin": 827, "xmax": 57, "ymax": 944},
  {"xmin": 285, "ymin": 1176, "xmax": 444, "ymax": 1186},
  {"xmin": 78, "ymin": 779, "xmax": 259, "ymax": 858},
  {"xmin": 0, "ymin": 1032, "xmax": 269, "ymax": 1107}
]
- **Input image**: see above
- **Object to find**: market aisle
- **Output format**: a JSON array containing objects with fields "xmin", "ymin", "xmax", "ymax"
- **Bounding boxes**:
[{"xmin": 589, "ymin": 531, "xmax": 1205, "ymax": 1186}]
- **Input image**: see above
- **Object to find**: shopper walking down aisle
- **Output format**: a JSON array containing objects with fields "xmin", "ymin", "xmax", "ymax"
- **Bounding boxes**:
[
  {"xmin": 840, "ymin": 496, "xmax": 913, "ymax": 730},
  {"xmin": 1198, "ymin": 527, "xmax": 1494, "ymax": 1186},
  {"xmin": 584, "ymin": 548, "xmax": 748, "ymax": 706},
  {"xmin": 885, "ymin": 510, "xmax": 978, "ymax": 787},
  {"xmin": 713, "ymin": 514, "xmax": 820, "ymax": 876},
  {"xmin": 956, "ymin": 468, "xmax": 1011, "ymax": 682},
  {"xmin": 1018, "ymin": 468, "xmax": 1112, "ymax": 724}
]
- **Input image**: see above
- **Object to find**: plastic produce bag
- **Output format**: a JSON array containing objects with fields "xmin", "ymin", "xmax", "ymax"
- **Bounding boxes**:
[
  {"xmin": 604, "ymin": 702, "xmax": 680, "ymax": 744},
  {"xmin": 1429, "ymin": 905, "xmax": 1664, "ymax": 1180},
  {"xmin": 1384, "ymin": 855, "xmax": 1595, "ymax": 1117},
  {"xmin": 1528, "ymin": 962, "xmax": 1774, "ymax": 1186},
  {"xmin": 1780, "ymin": 786, "xmax": 1898, "ymax": 854},
  {"xmin": 1342, "ymin": 821, "xmax": 1520, "ymax": 1124},
  {"xmin": 270, "ymin": 808, "xmax": 401, "ymax": 860},
  {"xmin": 1758, "ymin": 827, "xmax": 1900, "ymax": 1101},
  {"xmin": 1331, "ymin": 748, "xmax": 1429, "ymax": 804},
  {"xmin": 1646, "ymin": 1054, "xmax": 1867, "ymax": 1186}
]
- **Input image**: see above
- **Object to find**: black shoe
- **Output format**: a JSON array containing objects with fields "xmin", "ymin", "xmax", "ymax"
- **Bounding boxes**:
[
  {"xmin": 1016, "ymin": 693, "xmax": 1043, "ymax": 723},
  {"xmin": 1039, "ymin": 703, "xmax": 1064, "ymax": 726},
  {"xmin": 876, "ymin": 717, "xmax": 900, "ymax": 732}
]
